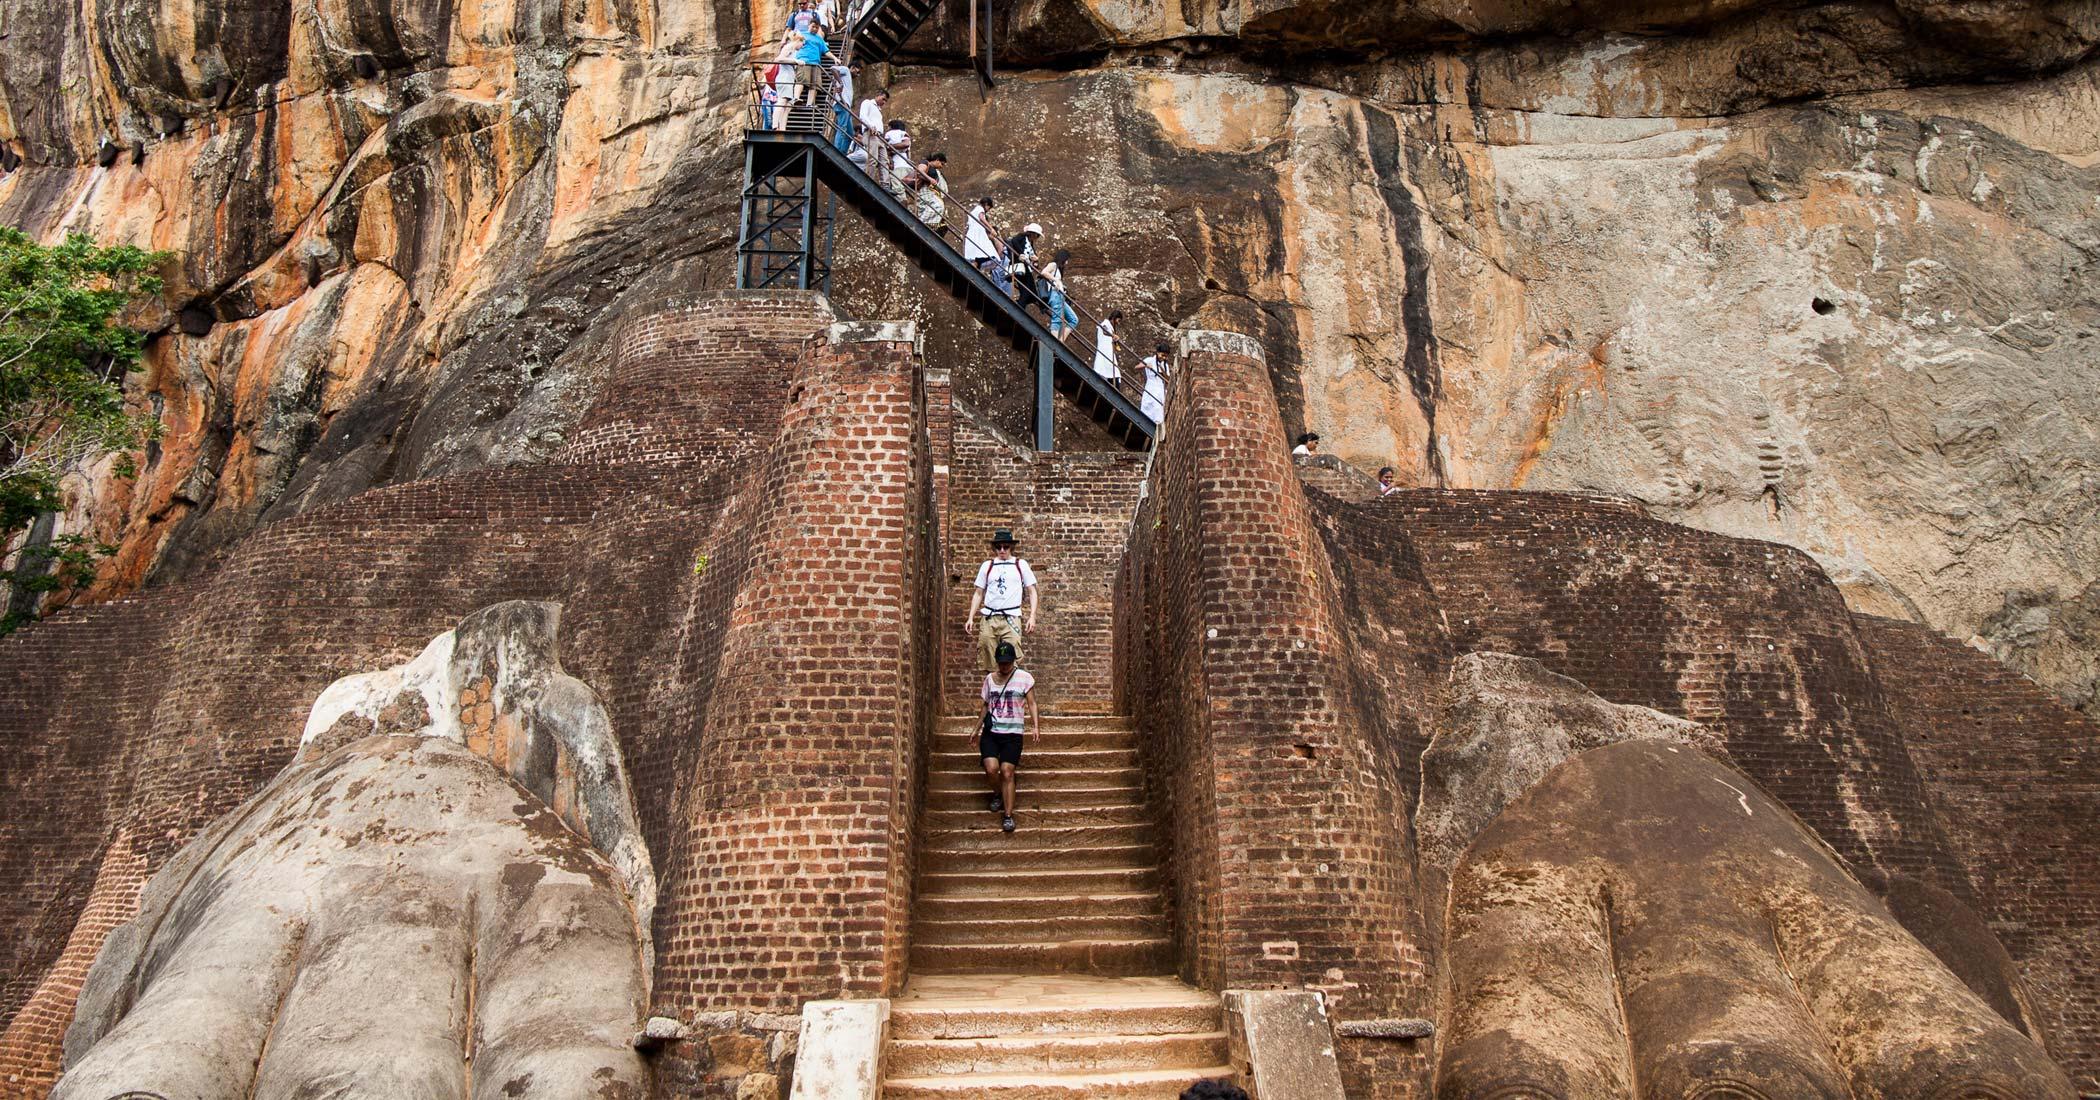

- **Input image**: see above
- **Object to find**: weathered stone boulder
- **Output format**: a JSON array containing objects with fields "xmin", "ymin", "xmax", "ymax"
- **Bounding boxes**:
[
  {"xmin": 1438, "ymin": 737, "xmax": 2075, "ymax": 1099},
  {"xmin": 54, "ymin": 603, "xmax": 652, "ymax": 1098}
]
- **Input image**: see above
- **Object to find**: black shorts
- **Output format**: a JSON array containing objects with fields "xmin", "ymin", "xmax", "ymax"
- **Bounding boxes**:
[{"xmin": 980, "ymin": 732, "xmax": 1024, "ymax": 766}]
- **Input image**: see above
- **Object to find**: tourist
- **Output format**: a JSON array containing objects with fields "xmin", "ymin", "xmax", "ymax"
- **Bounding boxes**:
[
  {"xmin": 786, "ymin": 0, "xmax": 817, "ymax": 34},
  {"xmin": 1041, "ymin": 249, "xmax": 1078, "ymax": 338},
  {"xmin": 1139, "ymin": 340, "xmax": 1171, "ymax": 424},
  {"xmin": 855, "ymin": 90, "xmax": 888, "ymax": 173},
  {"xmin": 1178, "ymin": 1081, "xmax": 1249, "ymax": 1100},
  {"xmin": 980, "ymin": 641, "xmax": 1037, "ymax": 834},
  {"xmin": 1006, "ymin": 222, "xmax": 1043, "ymax": 313},
  {"xmin": 1093, "ymin": 308, "xmax": 1121, "ymax": 382},
  {"xmin": 1378, "ymin": 466, "xmax": 1399, "ymax": 495},
  {"xmin": 768, "ymin": 30, "xmax": 804, "ymax": 131},
  {"xmin": 814, "ymin": 0, "xmax": 840, "ymax": 28},
  {"xmin": 830, "ymin": 63, "xmax": 855, "ymax": 151},
  {"xmin": 915, "ymin": 152, "xmax": 949, "ymax": 233},
  {"xmin": 964, "ymin": 197, "xmax": 999, "ymax": 272},
  {"xmin": 883, "ymin": 121, "xmax": 913, "ymax": 204},
  {"xmin": 1292, "ymin": 431, "xmax": 1320, "ymax": 456},
  {"xmin": 792, "ymin": 23, "xmax": 835, "ymax": 119},
  {"xmin": 964, "ymin": 527, "xmax": 1038, "ymax": 671}
]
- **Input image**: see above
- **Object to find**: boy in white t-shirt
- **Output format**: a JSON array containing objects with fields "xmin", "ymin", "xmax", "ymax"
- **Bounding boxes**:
[
  {"xmin": 981, "ymin": 641, "xmax": 1038, "ymax": 833},
  {"xmin": 964, "ymin": 527, "xmax": 1038, "ymax": 671}
]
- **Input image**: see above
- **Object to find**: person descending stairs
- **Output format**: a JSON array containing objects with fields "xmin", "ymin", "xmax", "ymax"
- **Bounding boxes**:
[{"xmin": 884, "ymin": 714, "xmax": 1233, "ymax": 1097}]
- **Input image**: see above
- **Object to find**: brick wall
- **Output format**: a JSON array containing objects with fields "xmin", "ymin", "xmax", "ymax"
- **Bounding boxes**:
[
  {"xmin": 0, "ymin": 293, "xmax": 934, "ymax": 1100},
  {"xmin": 1858, "ymin": 616, "xmax": 2100, "ymax": 1089},
  {"xmin": 940, "ymin": 407, "xmax": 1148, "ymax": 716},
  {"xmin": 1368, "ymin": 488, "xmax": 1982, "ymax": 916},
  {"xmin": 1121, "ymin": 330, "xmax": 1433, "ymax": 1099}
]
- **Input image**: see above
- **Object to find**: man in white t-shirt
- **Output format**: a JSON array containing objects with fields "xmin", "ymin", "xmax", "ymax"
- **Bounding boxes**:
[
  {"xmin": 964, "ymin": 527, "xmax": 1039, "ymax": 672},
  {"xmin": 980, "ymin": 641, "xmax": 1037, "ymax": 832}
]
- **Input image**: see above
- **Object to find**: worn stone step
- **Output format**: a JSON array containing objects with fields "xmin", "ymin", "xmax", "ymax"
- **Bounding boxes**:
[
  {"xmin": 923, "ymin": 797, "xmax": 1150, "ymax": 822},
  {"xmin": 883, "ymin": 1067, "xmax": 1236, "ymax": 1100},
  {"xmin": 917, "ymin": 865, "xmax": 1161, "ymax": 899},
  {"xmin": 934, "ymin": 732, "xmax": 1135, "ymax": 756},
  {"xmin": 941, "ymin": 715, "xmax": 1133, "ymax": 735},
  {"xmin": 925, "ymin": 822, "xmax": 1153, "ymax": 852},
  {"xmin": 920, "ymin": 842, "xmax": 1157, "ymax": 874},
  {"xmin": 915, "ymin": 911, "xmax": 1167, "ymax": 945},
  {"xmin": 925, "ymin": 785, "xmax": 1143, "ymax": 813},
  {"xmin": 890, "ymin": 974, "xmax": 1222, "ymax": 1039},
  {"xmin": 917, "ymin": 891, "xmax": 1161, "ymax": 923},
  {"xmin": 928, "ymin": 767, "xmax": 1141, "ymax": 793},
  {"xmin": 910, "ymin": 938, "xmax": 1175, "ymax": 976},
  {"xmin": 886, "ymin": 1031, "xmax": 1229, "ymax": 1077},
  {"xmin": 931, "ymin": 747, "xmax": 1139, "ymax": 771}
]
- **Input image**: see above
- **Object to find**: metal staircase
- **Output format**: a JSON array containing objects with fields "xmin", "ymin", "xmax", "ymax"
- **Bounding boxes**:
[
  {"xmin": 735, "ymin": 76, "xmax": 1155, "ymax": 451},
  {"xmin": 848, "ymin": 0, "xmax": 943, "ymax": 64}
]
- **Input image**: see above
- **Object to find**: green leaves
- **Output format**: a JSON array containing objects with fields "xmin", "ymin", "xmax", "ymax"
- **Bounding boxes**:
[{"xmin": 1, "ymin": 227, "xmax": 170, "ymax": 632}]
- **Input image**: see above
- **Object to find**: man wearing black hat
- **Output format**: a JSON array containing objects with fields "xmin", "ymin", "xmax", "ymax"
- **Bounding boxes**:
[{"xmin": 963, "ymin": 527, "xmax": 1038, "ymax": 671}]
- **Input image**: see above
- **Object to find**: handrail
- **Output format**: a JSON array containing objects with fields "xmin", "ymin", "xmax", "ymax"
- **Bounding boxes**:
[{"xmin": 742, "ymin": 61, "xmax": 1164, "ymax": 413}]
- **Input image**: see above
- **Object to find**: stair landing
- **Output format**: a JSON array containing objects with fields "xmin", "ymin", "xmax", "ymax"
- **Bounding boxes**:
[{"xmin": 883, "ymin": 974, "xmax": 1232, "ymax": 1099}]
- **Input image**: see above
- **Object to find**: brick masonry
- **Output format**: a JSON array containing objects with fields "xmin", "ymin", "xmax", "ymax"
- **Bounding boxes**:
[
  {"xmin": 1120, "ymin": 330, "xmax": 1434, "ymax": 1099},
  {"xmin": 1858, "ymin": 616, "xmax": 2100, "ymax": 1088},
  {"xmin": 0, "ymin": 292, "xmax": 935, "ymax": 1100},
  {"xmin": 939, "ymin": 406, "xmax": 1148, "ymax": 716}
]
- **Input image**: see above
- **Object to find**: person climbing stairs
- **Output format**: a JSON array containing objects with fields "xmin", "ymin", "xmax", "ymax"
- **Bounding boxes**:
[{"xmin": 885, "ymin": 715, "xmax": 1231, "ymax": 1097}]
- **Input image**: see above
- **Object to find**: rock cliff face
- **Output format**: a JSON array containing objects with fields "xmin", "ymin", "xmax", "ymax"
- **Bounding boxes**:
[{"xmin": 3, "ymin": 0, "xmax": 2096, "ymax": 713}]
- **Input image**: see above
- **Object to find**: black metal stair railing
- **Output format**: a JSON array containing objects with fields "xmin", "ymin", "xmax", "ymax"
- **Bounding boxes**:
[{"xmin": 735, "ymin": 65, "xmax": 1158, "ymax": 450}]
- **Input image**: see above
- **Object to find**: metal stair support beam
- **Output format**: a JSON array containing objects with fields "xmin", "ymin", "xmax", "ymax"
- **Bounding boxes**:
[
  {"xmin": 1034, "ymin": 340, "xmax": 1055, "ymax": 452},
  {"xmin": 736, "ymin": 141, "xmax": 837, "ymax": 294}
]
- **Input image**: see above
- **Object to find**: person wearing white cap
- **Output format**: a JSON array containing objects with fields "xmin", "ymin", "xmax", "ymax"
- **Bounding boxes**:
[
  {"xmin": 1006, "ymin": 222, "xmax": 1043, "ymax": 309},
  {"xmin": 883, "ymin": 121, "xmax": 913, "ymax": 204}
]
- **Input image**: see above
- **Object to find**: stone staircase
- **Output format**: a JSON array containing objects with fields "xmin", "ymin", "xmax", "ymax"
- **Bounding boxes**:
[{"xmin": 887, "ymin": 715, "xmax": 1231, "ymax": 1097}]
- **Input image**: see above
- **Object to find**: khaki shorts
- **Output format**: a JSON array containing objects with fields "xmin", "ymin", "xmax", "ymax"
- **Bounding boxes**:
[{"xmin": 978, "ymin": 614, "xmax": 1023, "ymax": 670}]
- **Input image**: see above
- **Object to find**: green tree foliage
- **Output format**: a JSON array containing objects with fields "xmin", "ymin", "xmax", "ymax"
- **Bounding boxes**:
[{"xmin": 0, "ymin": 228, "xmax": 168, "ymax": 633}]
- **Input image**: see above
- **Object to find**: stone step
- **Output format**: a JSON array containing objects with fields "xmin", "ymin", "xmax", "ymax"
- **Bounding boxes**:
[
  {"xmin": 941, "ymin": 715, "xmax": 1133, "ymax": 735},
  {"xmin": 925, "ymin": 786, "xmax": 1143, "ymax": 813},
  {"xmin": 914, "ymin": 911, "xmax": 1167, "ymax": 945},
  {"xmin": 886, "ymin": 1031, "xmax": 1229, "ymax": 1077},
  {"xmin": 934, "ymin": 731, "xmax": 1135, "ymax": 755},
  {"xmin": 891, "ymin": 1002, "xmax": 1221, "ymax": 1041},
  {"xmin": 930, "ymin": 747, "xmax": 1139, "ymax": 771},
  {"xmin": 918, "ymin": 865, "xmax": 1161, "ymax": 899},
  {"xmin": 910, "ymin": 938, "xmax": 1175, "ymax": 976},
  {"xmin": 916, "ymin": 891, "xmax": 1161, "ymax": 923},
  {"xmin": 925, "ymin": 822, "xmax": 1154, "ymax": 852},
  {"xmin": 920, "ymin": 842, "xmax": 1157, "ymax": 874},
  {"xmin": 883, "ymin": 1066, "xmax": 1237, "ymax": 1098},
  {"xmin": 928, "ymin": 767, "xmax": 1142, "ymax": 793},
  {"xmin": 923, "ymin": 797, "xmax": 1150, "ymax": 822}
]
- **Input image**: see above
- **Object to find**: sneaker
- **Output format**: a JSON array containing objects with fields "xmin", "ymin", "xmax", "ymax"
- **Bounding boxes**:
[
  {"xmin": 988, "ymin": 794, "xmax": 1003, "ymax": 813},
  {"xmin": 1001, "ymin": 814, "xmax": 1016, "ymax": 833}
]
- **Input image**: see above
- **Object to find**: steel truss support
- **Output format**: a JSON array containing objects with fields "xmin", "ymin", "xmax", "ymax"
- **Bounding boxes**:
[{"xmin": 736, "ymin": 142, "xmax": 838, "ymax": 293}]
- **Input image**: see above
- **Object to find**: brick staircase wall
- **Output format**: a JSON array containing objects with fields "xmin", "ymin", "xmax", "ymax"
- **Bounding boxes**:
[
  {"xmin": 0, "ymin": 293, "xmax": 936, "ymax": 1098},
  {"xmin": 1119, "ymin": 330, "xmax": 1434, "ymax": 1099},
  {"xmin": 939, "ymin": 407, "xmax": 1148, "ymax": 716},
  {"xmin": 1857, "ymin": 615, "xmax": 2100, "ymax": 1085}
]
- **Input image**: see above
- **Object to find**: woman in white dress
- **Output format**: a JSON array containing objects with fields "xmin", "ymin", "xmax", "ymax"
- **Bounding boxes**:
[
  {"xmin": 1140, "ymin": 341, "xmax": 1170, "ymax": 424},
  {"xmin": 1092, "ymin": 309, "xmax": 1121, "ymax": 382}
]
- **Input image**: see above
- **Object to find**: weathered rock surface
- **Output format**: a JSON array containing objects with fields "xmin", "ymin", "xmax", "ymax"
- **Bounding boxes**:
[
  {"xmin": 2, "ymin": 0, "xmax": 2094, "ymax": 711},
  {"xmin": 1439, "ymin": 737, "xmax": 2075, "ymax": 1100},
  {"xmin": 54, "ymin": 602, "xmax": 653, "ymax": 1098},
  {"xmin": 57, "ymin": 735, "xmax": 648, "ymax": 1099}
]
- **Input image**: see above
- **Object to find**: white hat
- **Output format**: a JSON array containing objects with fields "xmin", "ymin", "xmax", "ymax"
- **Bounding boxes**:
[{"xmin": 1023, "ymin": 222, "xmax": 1043, "ymax": 235}]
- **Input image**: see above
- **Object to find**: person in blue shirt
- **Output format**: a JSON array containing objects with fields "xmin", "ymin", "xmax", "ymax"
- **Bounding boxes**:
[
  {"xmin": 786, "ymin": 0, "xmax": 817, "ymax": 34},
  {"xmin": 784, "ymin": 24, "xmax": 834, "ymax": 125}
]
